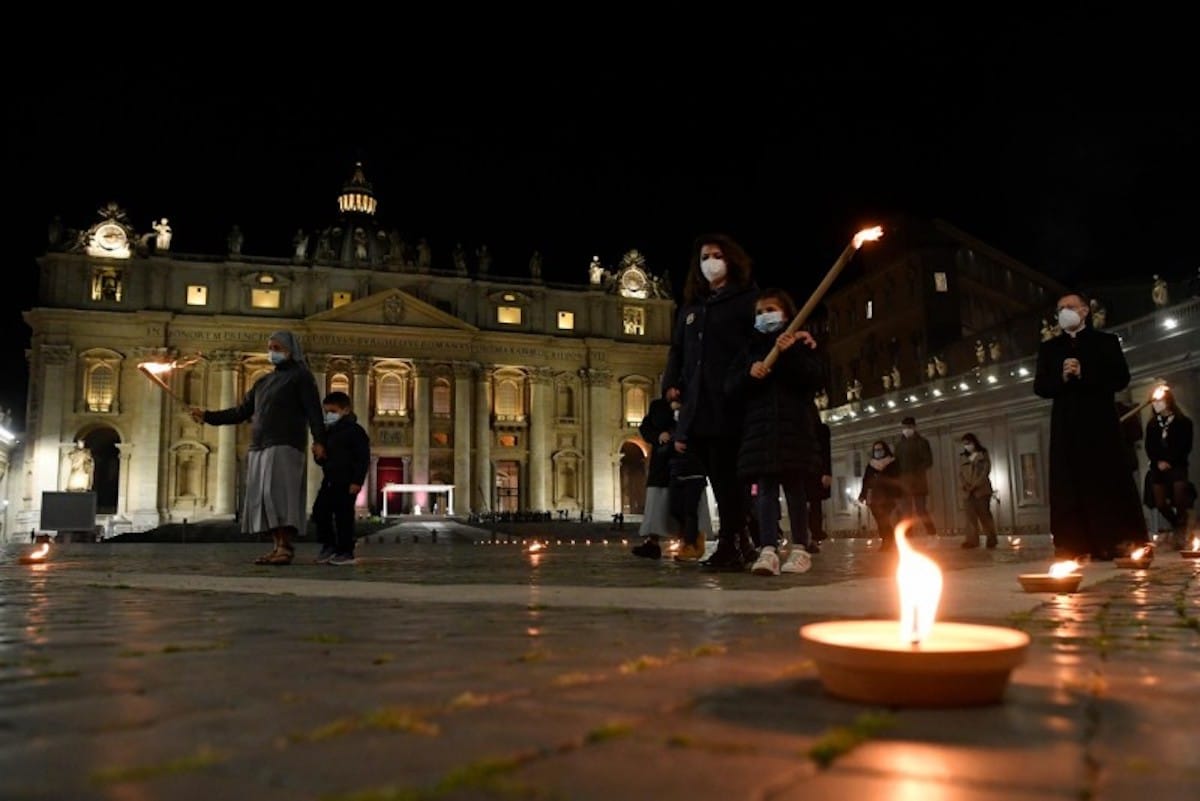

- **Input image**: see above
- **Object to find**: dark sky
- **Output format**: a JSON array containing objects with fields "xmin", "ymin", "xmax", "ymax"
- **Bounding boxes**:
[{"xmin": 6, "ymin": 13, "xmax": 1197, "ymax": 427}]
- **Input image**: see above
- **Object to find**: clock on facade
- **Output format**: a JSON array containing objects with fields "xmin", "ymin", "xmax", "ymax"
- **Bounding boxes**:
[{"xmin": 619, "ymin": 267, "xmax": 649, "ymax": 298}]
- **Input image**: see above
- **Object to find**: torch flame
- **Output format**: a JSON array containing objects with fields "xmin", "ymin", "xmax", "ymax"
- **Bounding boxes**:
[
  {"xmin": 852, "ymin": 226, "xmax": 885, "ymax": 250},
  {"xmin": 1130, "ymin": 546, "xmax": 1147, "ymax": 560},
  {"xmin": 30, "ymin": 543, "xmax": 49, "ymax": 560},
  {"xmin": 139, "ymin": 361, "xmax": 172, "ymax": 375},
  {"xmin": 1048, "ymin": 560, "xmax": 1080, "ymax": 578},
  {"xmin": 895, "ymin": 519, "xmax": 942, "ymax": 646},
  {"xmin": 1151, "ymin": 384, "xmax": 1168, "ymax": 402}
]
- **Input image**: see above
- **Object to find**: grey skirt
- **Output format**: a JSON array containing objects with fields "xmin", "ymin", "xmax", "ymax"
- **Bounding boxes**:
[
  {"xmin": 638, "ymin": 486, "xmax": 716, "ymax": 539},
  {"xmin": 242, "ymin": 445, "xmax": 308, "ymax": 535}
]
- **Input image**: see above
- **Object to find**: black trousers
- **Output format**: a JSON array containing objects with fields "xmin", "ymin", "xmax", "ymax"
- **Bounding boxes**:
[
  {"xmin": 684, "ymin": 435, "xmax": 746, "ymax": 545},
  {"xmin": 313, "ymin": 481, "xmax": 357, "ymax": 554}
]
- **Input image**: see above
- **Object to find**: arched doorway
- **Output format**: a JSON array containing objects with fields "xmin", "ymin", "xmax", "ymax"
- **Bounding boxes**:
[
  {"xmin": 83, "ymin": 427, "xmax": 121, "ymax": 514},
  {"xmin": 619, "ymin": 441, "xmax": 647, "ymax": 514}
]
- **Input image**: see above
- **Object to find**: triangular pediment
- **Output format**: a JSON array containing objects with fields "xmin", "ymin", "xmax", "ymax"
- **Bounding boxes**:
[{"xmin": 305, "ymin": 289, "xmax": 477, "ymax": 331}]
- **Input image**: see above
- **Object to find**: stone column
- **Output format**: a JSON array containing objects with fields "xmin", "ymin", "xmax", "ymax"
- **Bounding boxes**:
[
  {"xmin": 528, "ymin": 366, "xmax": 554, "ymax": 512},
  {"xmin": 352, "ymin": 355, "xmax": 372, "ymax": 428},
  {"xmin": 584, "ymin": 367, "xmax": 615, "ymax": 518},
  {"xmin": 211, "ymin": 351, "xmax": 241, "ymax": 517},
  {"xmin": 128, "ymin": 347, "xmax": 167, "ymax": 529},
  {"xmin": 411, "ymin": 360, "xmax": 431, "ymax": 510},
  {"xmin": 452, "ymin": 362, "xmax": 475, "ymax": 516},
  {"xmin": 304, "ymin": 354, "xmax": 329, "ymax": 518},
  {"xmin": 473, "ymin": 365, "xmax": 492, "ymax": 512},
  {"xmin": 34, "ymin": 345, "xmax": 71, "ymax": 498}
]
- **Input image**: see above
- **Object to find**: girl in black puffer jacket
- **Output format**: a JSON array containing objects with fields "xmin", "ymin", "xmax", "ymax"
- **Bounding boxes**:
[{"xmin": 725, "ymin": 288, "xmax": 824, "ymax": 575}]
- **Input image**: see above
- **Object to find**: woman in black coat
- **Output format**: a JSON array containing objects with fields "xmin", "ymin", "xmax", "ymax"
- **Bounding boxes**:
[
  {"xmin": 725, "ymin": 289, "xmax": 822, "ymax": 571},
  {"xmin": 1144, "ymin": 387, "xmax": 1194, "ymax": 547},
  {"xmin": 631, "ymin": 397, "xmax": 678, "ymax": 559},
  {"xmin": 859, "ymin": 440, "xmax": 903, "ymax": 549}
]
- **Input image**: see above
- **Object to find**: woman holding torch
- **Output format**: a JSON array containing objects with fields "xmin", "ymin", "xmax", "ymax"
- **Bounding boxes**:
[
  {"xmin": 1144, "ymin": 386, "xmax": 1194, "ymax": 548},
  {"xmin": 190, "ymin": 331, "xmax": 326, "ymax": 564}
]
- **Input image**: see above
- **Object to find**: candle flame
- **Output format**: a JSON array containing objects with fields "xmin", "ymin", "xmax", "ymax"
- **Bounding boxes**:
[
  {"xmin": 1048, "ymin": 560, "xmax": 1080, "ymax": 578},
  {"xmin": 895, "ymin": 519, "xmax": 942, "ymax": 646},
  {"xmin": 1130, "ymin": 546, "xmax": 1147, "ymax": 560},
  {"xmin": 30, "ymin": 543, "xmax": 49, "ymax": 560},
  {"xmin": 527, "ymin": 542, "xmax": 544, "ymax": 553},
  {"xmin": 1192, "ymin": 537, "xmax": 1199, "ymax": 551},
  {"xmin": 852, "ymin": 226, "xmax": 885, "ymax": 249}
]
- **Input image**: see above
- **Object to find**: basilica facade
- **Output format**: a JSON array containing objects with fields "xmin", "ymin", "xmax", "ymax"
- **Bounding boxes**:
[{"xmin": 11, "ymin": 166, "xmax": 674, "ymax": 538}]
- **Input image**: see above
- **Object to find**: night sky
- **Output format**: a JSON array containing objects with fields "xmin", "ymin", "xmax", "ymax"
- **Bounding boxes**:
[{"xmin": 7, "ymin": 13, "xmax": 1196, "ymax": 428}]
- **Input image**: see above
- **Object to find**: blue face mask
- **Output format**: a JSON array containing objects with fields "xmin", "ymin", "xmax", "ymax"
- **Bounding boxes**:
[
  {"xmin": 755, "ymin": 311, "xmax": 785, "ymax": 333},
  {"xmin": 323, "ymin": 411, "xmax": 342, "ymax": 427},
  {"xmin": 268, "ymin": 350, "xmax": 287, "ymax": 365}
]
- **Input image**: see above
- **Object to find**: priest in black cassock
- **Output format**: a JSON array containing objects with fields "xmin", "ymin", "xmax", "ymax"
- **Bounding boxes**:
[{"xmin": 1034, "ymin": 292, "xmax": 1148, "ymax": 560}]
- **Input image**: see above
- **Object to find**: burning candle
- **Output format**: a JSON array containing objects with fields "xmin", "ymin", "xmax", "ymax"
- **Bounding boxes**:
[
  {"xmin": 1018, "ymin": 559, "xmax": 1083, "ymax": 593},
  {"xmin": 18, "ymin": 543, "xmax": 50, "ymax": 565},
  {"xmin": 799, "ymin": 520, "xmax": 1029, "ymax": 707},
  {"xmin": 1181, "ymin": 537, "xmax": 1200, "ymax": 559},
  {"xmin": 1115, "ymin": 546, "xmax": 1154, "ymax": 569}
]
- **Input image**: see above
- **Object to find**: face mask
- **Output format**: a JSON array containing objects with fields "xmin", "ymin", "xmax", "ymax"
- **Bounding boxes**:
[
  {"xmin": 323, "ymin": 411, "xmax": 342, "ymax": 426},
  {"xmin": 754, "ymin": 311, "xmax": 785, "ymax": 333},
  {"xmin": 1057, "ymin": 308, "xmax": 1082, "ymax": 331},
  {"xmin": 1152, "ymin": 400, "xmax": 1167, "ymax": 415},
  {"xmin": 963, "ymin": 443, "xmax": 975, "ymax": 453},
  {"xmin": 872, "ymin": 449, "xmax": 885, "ymax": 458},
  {"xmin": 901, "ymin": 427, "xmax": 914, "ymax": 438},
  {"xmin": 268, "ymin": 350, "xmax": 287, "ymax": 365},
  {"xmin": 700, "ymin": 258, "xmax": 727, "ymax": 283}
]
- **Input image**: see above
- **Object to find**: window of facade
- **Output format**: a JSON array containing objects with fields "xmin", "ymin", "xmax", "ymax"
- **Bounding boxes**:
[
  {"xmin": 332, "ymin": 291, "xmax": 353, "ymax": 308},
  {"xmin": 557, "ymin": 311, "xmax": 575, "ymax": 330},
  {"xmin": 497, "ymin": 306, "xmax": 522, "ymax": 325},
  {"xmin": 622, "ymin": 306, "xmax": 645, "ymax": 336},
  {"xmin": 86, "ymin": 364, "xmax": 115, "ymax": 412},
  {"xmin": 432, "ymin": 378, "xmax": 451, "ymax": 416},
  {"xmin": 329, "ymin": 373, "xmax": 350, "ymax": 396},
  {"xmin": 186, "ymin": 285, "xmax": 207, "ymax": 306},
  {"xmin": 251, "ymin": 289, "xmax": 281, "ymax": 309},
  {"xmin": 377, "ymin": 373, "xmax": 407, "ymax": 416}
]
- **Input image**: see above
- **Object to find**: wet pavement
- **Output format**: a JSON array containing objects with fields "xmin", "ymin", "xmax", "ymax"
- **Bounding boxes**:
[{"xmin": 0, "ymin": 524, "xmax": 1197, "ymax": 800}]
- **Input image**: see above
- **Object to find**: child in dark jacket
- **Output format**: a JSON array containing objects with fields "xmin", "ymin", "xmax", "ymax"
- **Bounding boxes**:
[
  {"xmin": 313, "ymin": 391, "xmax": 370, "ymax": 565},
  {"xmin": 726, "ymin": 288, "xmax": 824, "ymax": 576}
]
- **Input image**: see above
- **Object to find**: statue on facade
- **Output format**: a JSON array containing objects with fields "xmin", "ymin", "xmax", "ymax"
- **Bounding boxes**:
[
  {"xmin": 387, "ymin": 230, "xmax": 404, "ymax": 267},
  {"xmin": 152, "ymin": 218, "xmax": 172, "ymax": 251},
  {"xmin": 925, "ymin": 357, "xmax": 937, "ymax": 381},
  {"xmin": 974, "ymin": 340, "xmax": 986, "ymax": 365},
  {"xmin": 988, "ymin": 338, "xmax": 1002, "ymax": 362},
  {"xmin": 890, "ymin": 364, "xmax": 901, "ymax": 389},
  {"xmin": 846, "ymin": 378, "xmax": 863, "ymax": 403},
  {"xmin": 353, "ymin": 227, "xmax": 369, "ymax": 261},
  {"xmin": 48, "ymin": 215, "xmax": 64, "ymax": 248},
  {"xmin": 292, "ymin": 228, "xmax": 309, "ymax": 261},
  {"xmin": 1040, "ymin": 318, "xmax": 1056, "ymax": 341},
  {"xmin": 933, "ymin": 355, "xmax": 948, "ymax": 377},
  {"xmin": 588, "ymin": 255, "xmax": 603, "ymax": 285},
  {"xmin": 227, "ymin": 225, "xmax": 244, "ymax": 257},
  {"xmin": 452, "ymin": 242, "xmax": 468, "ymax": 275},
  {"xmin": 529, "ymin": 250, "xmax": 543, "ymax": 280},
  {"xmin": 1152, "ymin": 274, "xmax": 1169, "ymax": 307},
  {"xmin": 814, "ymin": 388, "xmax": 828, "ymax": 410},
  {"xmin": 316, "ymin": 229, "xmax": 334, "ymax": 262},
  {"xmin": 476, "ymin": 244, "xmax": 492, "ymax": 275},
  {"xmin": 66, "ymin": 442, "xmax": 94, "ymax": 492},
  {"xmin": 416, "ymin": 238, "xmax": 432, "ymax": 272},
  {"xmin": 1090, "ymin": 298, "xmax": 1108, "ymax": 329},
  {"xmin": 882, "ymin": 373, "xmax": 893, "ymax": 391}
]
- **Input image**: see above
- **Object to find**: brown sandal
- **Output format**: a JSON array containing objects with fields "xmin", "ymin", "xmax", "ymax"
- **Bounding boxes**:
[
  {"xmin": 263, "ymin": 545, "xmax": 295, "ymax": 566},
  {"xmin": 253, "ymin": 548, "xmax": 280, "ymax": 565}
]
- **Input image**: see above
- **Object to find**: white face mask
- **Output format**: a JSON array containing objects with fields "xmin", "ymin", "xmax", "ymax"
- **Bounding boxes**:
[
  {"xmin": 700, "ymin": 257, "xmax": 727, "ymax": 284},
  {"xmin": 901, "ymin": 427, "xmax": 914, "ymax": 438},
  {"xmin": 755, "ymin": 311, "xmax": 785, "ymax": 333},
  {"xmin": 963, "ymin": 443, "xmax": 975, "ymax": 453},
  {"xmin": 268, "ymin": 350, "xmax": 287, "ymax": 365},
  {"xmin": 1057, "ymin": 308, "xmax": 1082, "ymax": 331},
  {"xmin": 323, "ymin": 411, "xmax": 342, "ymax": 426},
  {"xmin": 1152, "ymin": 400, "xmax": 1167, "ymax": 415}
]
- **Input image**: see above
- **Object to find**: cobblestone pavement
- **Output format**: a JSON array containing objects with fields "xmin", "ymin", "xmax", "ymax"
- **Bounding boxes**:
[{"xmin": 0, "ymin": 530, "xmax": 1196, "ymax": 800}]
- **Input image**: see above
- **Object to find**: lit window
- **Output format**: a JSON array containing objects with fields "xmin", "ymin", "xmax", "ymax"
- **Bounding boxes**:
[
  {"xmin": 377, "ymin": 373, "xmax": 406, "ymax": 415},
  {"xmin": 498, "ymin": 434, "xmax": 518, "ymax": 448},
  {"xmin": 495, "ymin": 380, "xmax": 520, "ymax": 416},
  {"xmin": 934, "ymin": 272, "xmax": 949, "ymax": 292},
  {"xmin": 187, "ymin": 285, "xmax": 208, "ymax": 306},
  {"xmin": 86, "ymin": 364, "xmax": 115, "ymax": 412},
  {"xmin": 432, "ymin": 379, "xmax": 451, "ymax": 415},
  {"xmin": 91, "ymin": 270, "xmax": 122, "ymax": 302},
  {"xmin": 329, "ymin": 373, "xmax": 350, "ymax": 396},
  {"xmin": 332, "ymin": 291, "xmax": 353, "ymax": 308},
  {"xmin": 432, "ymin": 432, "xmax": 449, "ymax": 446},
  {"xmin": 625, "ymin": 385, "xmax": 647, "ymax": 424},
  {"xmin": 557, "ymin": 311, "xmax": 575, "ymax": 330},
  {"xmin": 258, "ymin": 273, "xmax": 275, "ymax": 284},
  {"xmin": 866, "ymin": 300, "xmax": 873, "ymax": 319},
  {"xmin": 622, "ymin": 306, "xmax": 645, "ymax": 336},
  {"xmin": 251, "ymin": 289, "xmax": 281, "ymax": 309},
  {"xmin": 497, "ymin": 306, "xmax": 522, "ymax": 325}
]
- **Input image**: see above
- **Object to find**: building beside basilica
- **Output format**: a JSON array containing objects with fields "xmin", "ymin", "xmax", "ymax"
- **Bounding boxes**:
[{"xmin": 6, "ymin": 166, "xmax": 675, "ymax": 539}]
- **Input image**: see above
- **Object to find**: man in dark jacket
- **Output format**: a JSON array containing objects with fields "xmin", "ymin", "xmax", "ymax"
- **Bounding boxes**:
[
  {"xmin": 663, "ymin": 233, "xmax": 759, "ymax": 570},
  {"xmin": 893, "ymin": 416, "xmax": 936, "ymax": 536},
  {"xmin": 313, "ymin": 391, "xmax": 371, "ymax": 565},
  {"xmin": 806, "ymin": 405, "xmax": 833, "ymax": 550},
  {"xmin": 1034, "ymin": 292, "xmax": 1148, "ymax": 560}
]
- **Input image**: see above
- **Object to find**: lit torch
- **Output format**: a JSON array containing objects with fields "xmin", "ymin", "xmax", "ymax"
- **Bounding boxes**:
[
  {"xmin": 1119, "ymin": 383, "xmax": 1169, "ymax": 423},
  {"xmin": 137, "ymin": 354, "xmax": 202, "ymax": 402},
  {"xmin": 762, "ymin": 226, "xmax": 883, "ymax": 370}
]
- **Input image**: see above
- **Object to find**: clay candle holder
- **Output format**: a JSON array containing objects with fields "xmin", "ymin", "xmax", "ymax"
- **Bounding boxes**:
[
  {"xmin": 1180, "ymin": 538, "xmax": 1200, "ymax": 560},
  {"xmin": 1115, "ymin": 546, "xmax": 1153, "ymax": 569},
  {"xmin": 1018, "ymin": 560, "xmax": 1084, "ymax": 593},
  {"xmin": 800, "ymin": 521, "xmax": 1029, "ymax": 707},
  {"xmin": 17, "ymin": 543, "xmax": 50, "ymax": 565}
]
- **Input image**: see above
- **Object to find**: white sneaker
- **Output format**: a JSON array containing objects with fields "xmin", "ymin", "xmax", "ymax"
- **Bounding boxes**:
[
  {"xmin": 781, "ymin": 548, "xmax": 813, "ymax": 574},
  {"xmin": 751, "ymin": 546, "xmax": 781, "ymax": 576}
]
